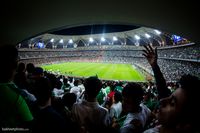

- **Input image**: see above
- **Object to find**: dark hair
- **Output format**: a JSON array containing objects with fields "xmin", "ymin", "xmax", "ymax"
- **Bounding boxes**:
[
  {"xmin": 122, "ymin": 82, "xmax": 144, "ymax": 105},
  {"xmin": 33, "ymin": 77, "xmax": 53, "ymax": 106},
  {"xmin": 179, "ymin": 74, "xmax": 200, "ymax": 128},
  {"xmin": 26, "ymin": 63, "xmax": 35, "ymax": 73},
  {"xmin": 16, "ymin": 62, "xmax": 26, "ymax": 72},
  {"xmin": 114, "ymin": 91, "xmax": 122, "ymax": 103},
  {"xmin": 84, "ymin": 76, "xmax": 102, "ymax": 98},
  {"xmin": 179, "ymin": 74, "xmax": 199, "ymax": 93},
  {"xmin": 62, "ymin": 93, "xmax": 77, "ymax": 110},
  {"xmin": 0, "ymin": 45, "xmax": 18, "ymax": 63},
  {"xmin": 73, "ymin": 79, "xmax": 79, "ymax": 86},
  {"xmin": 0, "ymin": 45, "xmax": 18, "ymax": 82}
]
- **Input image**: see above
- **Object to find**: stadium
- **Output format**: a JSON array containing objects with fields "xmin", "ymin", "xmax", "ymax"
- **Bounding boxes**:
[
  {"xmin": 1, "ymin": 0, "xmax": 199, "ymax": 83},
  {"xmin": 1, "ymin": 0, "xmax": 200, "ymax": 132},
  {"xmin": 18, "ymin": 25, "xmax": 199, "ymax": 82},
  {"xmin": 1, "ymin": 1, "xmax": 198, "ymax": 83}
]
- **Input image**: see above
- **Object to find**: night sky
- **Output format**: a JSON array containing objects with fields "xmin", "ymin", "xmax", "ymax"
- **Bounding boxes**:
[
  {"xmin": 1, "ymin": 0, "xmax": 198, "ymax": 44},
  {"xmin": 50, "ymin": 24, "xmax": 139, "ymax": 35}
]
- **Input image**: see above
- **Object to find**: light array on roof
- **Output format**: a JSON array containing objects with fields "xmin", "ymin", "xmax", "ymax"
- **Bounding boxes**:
[
  {"xmin": 50, "ymin": 38, "xmax": 54, "ymax": 42},
  {"xmin": 23, "ymin": 27, "xmax": 189, "ymax": 49},
  {"xmin": 59, "ymin": 39, "xmax": 64, "ymax": 43},
  {"xmin": 101, "ymin": 37, "xmax": 106, "ymax": 42},
  {"xmin": 134, "ymin": 35, "xmax": 140, "ymax": 40},
  {"xmin": 89, "ymin": 37, "xmax": 94, "ymax": 42},
  {"xmin": 113, "ymin": 36, "xmax": 118, "ymax": 41},
  {"xmin": 154, "ymin": 30, "xmax": 161, "ymax": 35},
  {"xmin": 68, "ymin": 39, "xmax": 73, "ymax": 43}
]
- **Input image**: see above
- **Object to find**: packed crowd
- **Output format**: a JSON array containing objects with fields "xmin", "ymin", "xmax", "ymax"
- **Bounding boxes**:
[
  {"xmin": 1, "ymin": 44, "xmax": 200, "ymax": 133},
  {"xmin": 19, "ymin": 43, "xmax": 200, "ymax": 60}
]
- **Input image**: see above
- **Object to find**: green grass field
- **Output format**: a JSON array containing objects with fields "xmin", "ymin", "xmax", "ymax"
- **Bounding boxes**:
[{"xmin": 41, "ymin": 62, "xmax": 146, "ymax": 82}]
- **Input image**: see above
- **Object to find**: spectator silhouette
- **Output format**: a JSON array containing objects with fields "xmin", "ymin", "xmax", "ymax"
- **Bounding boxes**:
[
  {"xmin": 14, "ymin": 62, "xmax": 36, "ymax": 105},
  {"xmin": 26, "ymin": 63, "xmax": 35, "ymax": 78},
  {"xmin": 0, "ymin": 45, "xmax": 33, "ymax": 129},
  {"xmin": 120, "ymin": 82, "xmax": 151, "ymax": 133},
  {"xmin": 32, "ymin": 77, "xmax": 68, "ymax": 133},
  {"xmin": 143, "ymin": 44, "xmax": 200, "ymax": 133},
  {"xmin": 72, "ymin": 76, "xmax": 111, "ymax": 133},
  {"xmin": 109, "ymin": 91, "xmax": 122, "ymax": 120}
]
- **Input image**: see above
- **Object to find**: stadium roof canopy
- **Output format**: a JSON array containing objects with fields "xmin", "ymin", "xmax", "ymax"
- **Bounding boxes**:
[
  {"xmin": 1, "ymin": 0, "xmax": 199, "ymax": 45},
  {"xmin": 28, "ymin": 27, "xmax": 171, "ymax": 48}
]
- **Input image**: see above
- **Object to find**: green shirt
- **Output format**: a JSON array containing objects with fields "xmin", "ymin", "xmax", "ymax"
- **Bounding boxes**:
[
  {"xmin": 0, "ymin": 82, "xmax": 33, "ymax": 127},
  {"xmin": 115, "ymin": 86, "xmax": 123, "ymax": 93},
  {"xmin": 97, "ymin": 89, "xmax": 106, "ymax": 105}
]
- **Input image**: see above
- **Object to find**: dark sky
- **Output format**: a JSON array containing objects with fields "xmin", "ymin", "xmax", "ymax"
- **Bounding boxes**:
[
  {"xmin": 50, "ymin": 24, "xmax": 139, "ymax": 35},
  {"xmin": 1, "ymin": 0, "xmax": 199, "ymax": 44}
]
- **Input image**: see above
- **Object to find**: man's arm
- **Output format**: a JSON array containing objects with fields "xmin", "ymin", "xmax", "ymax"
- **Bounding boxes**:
[{"xmin": 143, "ymin": 44, "xmax": 171, "ymax": 99}]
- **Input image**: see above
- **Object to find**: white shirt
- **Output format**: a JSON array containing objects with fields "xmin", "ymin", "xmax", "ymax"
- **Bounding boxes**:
[
  {"xmin": 143, "ymin": 125, "xmax": 160, "ymax": 133},
  {"xmin": 110, "ymin": 101, "xmax": 122, "ymax": 119},
  {"xmin": 53, "ymin": 88, "xmax": 64, "ymax": 97},
  {"xmin": 120, "ymin": 103, "xmax": 151, "ymax": 133},
  {"xmin": 72, "ymin": 100, "xmax": 111, "ymax": 128},
  {"xmin": 70, "ymin": 86, "xmax": 81, "ymax": 98}
]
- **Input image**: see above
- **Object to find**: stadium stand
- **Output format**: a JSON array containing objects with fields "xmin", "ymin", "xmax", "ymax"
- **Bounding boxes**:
[{"xmin": 18, "ymin": 43, "xmax": 200, "ymax": 82}]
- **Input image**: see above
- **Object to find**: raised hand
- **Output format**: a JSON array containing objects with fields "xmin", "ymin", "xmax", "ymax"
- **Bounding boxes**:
[{"xmin": 142, "ymin": 44, "xmax": 158, "ymax": 66}]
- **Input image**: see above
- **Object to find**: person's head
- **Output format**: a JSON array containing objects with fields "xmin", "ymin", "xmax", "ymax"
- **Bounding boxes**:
[
  {"xmin": 33, "ymin": 77, "xmax": 53, "ymax": 106},
  {"xmin": 84, "ymin": 76, "xmax": 102, "ymax": 99},
  {"xmin": 16, "ymin": 62, "xmax": 26, "ymax": 73},
  {"xmin": 158, "ymin": 74, "xmax": 200, "ymax": 131},
  {"xmin": 26, "ymin": 63, "xmax": 35, "ymax": 74},
  {"xmin": 113, "ymin": 91, "xmax": 122, "ymax": 103},
  {"xmin": 0, "ymin": 45, "xmax": 18, "ymax": 82},
  {"xmin": 62, "ymin": 92, "xmax": 77, "ymax": 110},
  {"xmin": 122, "ymin": 82, "xmax": 144, "ymax": 113},
  {"xmin": 33, "ymin": 67, "xmax": 44, "ymax": 78},
  {"xmin": 74, "ymin": 79, "xmax": 79, "ymax": 86}
]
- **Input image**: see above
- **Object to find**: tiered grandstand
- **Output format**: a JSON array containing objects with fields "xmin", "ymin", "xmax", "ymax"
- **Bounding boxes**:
[
  {"xmin": 18, "ymin": 26, "xmax": 200, "ymax": 82},
  {"xmin": 18, "ymin": 43, "xmax": 200, "ymax": 82}
]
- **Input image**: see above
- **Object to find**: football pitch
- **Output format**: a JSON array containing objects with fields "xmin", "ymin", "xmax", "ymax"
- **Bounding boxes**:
[{"xmin": 41, "ymin": 62, "xmax": 146, "ymax": 82}]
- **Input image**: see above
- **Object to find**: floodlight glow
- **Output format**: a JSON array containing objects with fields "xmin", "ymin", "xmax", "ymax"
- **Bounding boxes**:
[
  {"xmin": 101, "ymin": 37, "xmax": 105, "ymax": 42},
  {"xmin": 68, "ymin": 39, "xmax": 73, "ymax": 43},
  {"xmin": 145, "ymin": 33, "xmax": 151, "ymax": 38},
  {"xmin": 50, "ymin": 38, "xmax": 54, "ymax": 42},
  {"xmin": 154, "ymin": 30, "xmax": 161, "ymax": 35},
  {"xmin": 134, "ymin": 35, "xmax": 140, "ymax": 40},
  {"xmin": 59, "ymin": 39, "xmax": 63, "ymax": 43},
  {"xmin": 113, "ymin": 36, "xmax": 118, "ymax": 41},
  {"xmin": 135, "ymin": 42, "xmax": 140, "ymax": 46},
  {"xmin": 89, "ymin": 37, "xmax": 94, "ymax": 42}
]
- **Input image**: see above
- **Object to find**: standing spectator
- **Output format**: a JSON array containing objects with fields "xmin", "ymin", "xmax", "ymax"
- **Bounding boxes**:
[
  {"xmin": 70, "ymin": 79, "xmax": 81, "ymax": 100},
  {"xmin": 32, "ymin": 77, "xmax": 68, "ymax": 133},
  {"xmin": 120, "ymin": 83, "xmax": 151, "ymax": 133},
  {"xmin": 109, "ymin": 91, "xmax": 122, "ymax": 120},
  {"xmin": 72, "ymin": 76, "xmax": 111, "ymax": 133},
  {"xmin": 26, "ymin": 63, "xmax": 35, "ymax": 80},
  {"xmin": 0, "ymin": 45, "xmax": 33, "ymax": 128}
]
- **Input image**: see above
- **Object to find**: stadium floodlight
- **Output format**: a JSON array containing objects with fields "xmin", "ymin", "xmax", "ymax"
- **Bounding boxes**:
[
  {"xmin": 89, "ymin": 37, "xmax": 94, "ymax": 42},
  {"xmin": 74, "ymin": 43, "xmax": 77, "ymax": 48},
  {"xmin": 145, "ymin": 33, "xmax": 151, "ymax": 38},
  {"xmin": 154, "ymin": 30, "xmax": 161, "ymax": 35},
  {"xmin": 101, "ymin": 37, "xmax": 106, "ymax": 42},
  {"xmin": 68, "ymin": 39, "xmax": 73, "ymax": 43},
  {"xmin": 134, "ymin": 35, "xmax": 140, "ymax": 40},
  {"xmin": 50, "ymin": 38, "xmax": 54, "ymax": 42},
  {"xmin": 113, "ymin": 36, "xmax": 118, "ymax": 41},
  {"xmin": 59, "ymin": 39, "xmax": 64, "ymax": 43}
]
